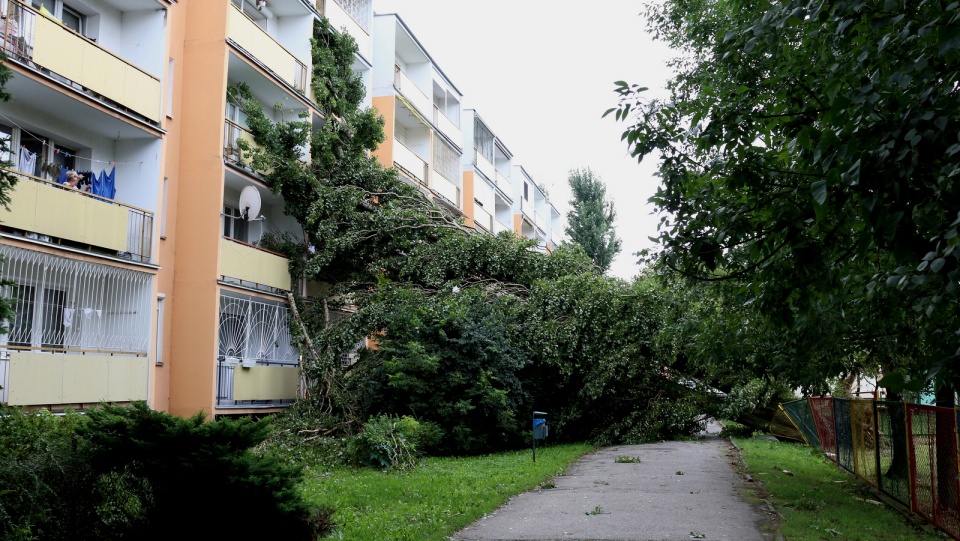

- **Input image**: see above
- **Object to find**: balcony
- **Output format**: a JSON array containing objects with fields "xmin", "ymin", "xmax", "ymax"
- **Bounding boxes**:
[
  {"xmin": 493, "ymin": 219, "xmax": 511, "ymax": 235},
  {"xmin": 0, "ymin": 1, "xmax": 162, "ymax": 124},
  {"xmin": 495, "ymin": 170, "xmax": 512, "ymax": 193},
  {"xmin": 227, "ymin": 3, "xmax": 309, "ymax": 96},
  {"xmin": 475, "ymin": 149, "xmax": 495, "ymax": 180},
  {"xmin": 394, "ymin": 140, "xmax": 428, "ymax": 185},
  {"xmin": 223, "ymin": 118, "xmax": 282, "ymax": 176},
  {"xmin": 322, "ymin": 0, "xmax": 371, "ymax": 61},
  {"xmin": 394, "ymin": 66, "xmax": 431, "ymax": 120},
  {"xmin": 520, "ymin": 196, "xmax": 534, "ymax": 218},
  {"xmin": 433, "ymin": 105, "xmax": 461, "ymax": 146},
  {"xmin": 216, "ymin": 291, "xmax": 299, "ymax": 408},
  {"xmin": 219, "ymin": 236, "xmax": 292, "ymax": 292},
  {"xmin": 3, "ymin": 170, "xmax": 154, "ymax": 262},
  {"xmin": 535, "ymin": 211, "xmax": 547, "ymax": 231},
  {"xmin": 474, "ymin": 204, "xmax": 493, "ymax": 232},
  {"xmin": 431, "ymin": 170, "xmax": 459, "ymax": 208},
  {"xmin": 0, "ymin": 243, "xmax": 152, "ymax": 406}
]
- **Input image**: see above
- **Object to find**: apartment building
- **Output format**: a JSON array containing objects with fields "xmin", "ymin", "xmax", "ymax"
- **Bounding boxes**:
[
  {"xmin": 0, "ymin": 0, "xmax": 568, "ymax": 416},
  {"xmin": 0, "ymin": 0, "xmax": 374, "ymax": 417},
  {"xmin": 369, "ymin": 12, "xmax": 464, "ymax": 215}
]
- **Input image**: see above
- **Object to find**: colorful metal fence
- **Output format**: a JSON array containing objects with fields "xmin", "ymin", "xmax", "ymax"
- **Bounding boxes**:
[
  {"xmin": 785, "ymin": 398, "xmax": 960, "ymax": 540},
  {"xmin": 875, "ymin": 401, "xmax": 911, "ymax": 507},
  {"xmin": 810, "ymin": 397, "xmax": 838, "ymax": 461},
  {"xmin": 782, "ymin": 399, "xmax": 821, "ymax": 450}
]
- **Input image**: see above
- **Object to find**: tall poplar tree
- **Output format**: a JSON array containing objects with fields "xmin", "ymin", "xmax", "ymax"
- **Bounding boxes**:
[{"xmin": 565, "ymin": 167, "xmax": 621, "ymax": 273}]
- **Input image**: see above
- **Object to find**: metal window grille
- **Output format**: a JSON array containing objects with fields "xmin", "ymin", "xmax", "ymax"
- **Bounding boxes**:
[
  {"xmin": 0, "ymin": 243, "xmax": 151, "ymax": 353},
  {"xmin": 834, "ymin": 398, "xmax": 854, "ymax": 473},
  {"xmin": 432, "ymin": 136, "xmax": 460, "ymax": 184},
  {"xmin": 333, "ymin": 0, "xmax": 370, "ymax": 32},
  {"xmin": 875, "ymin": 401, "xmax": 911, "ymax": 507},
  {"xmin": 216, "ymin": 291, "xmax": 299, "ymax": 408},
  {"xmin": 782, "ymin": 399, "xmax": 821, "ymax": 450}
]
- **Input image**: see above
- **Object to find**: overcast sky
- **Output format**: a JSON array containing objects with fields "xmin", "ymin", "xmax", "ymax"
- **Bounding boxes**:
[{"xmin": 370, "ymin": 1, "xmax": 676, "ymax": 280}]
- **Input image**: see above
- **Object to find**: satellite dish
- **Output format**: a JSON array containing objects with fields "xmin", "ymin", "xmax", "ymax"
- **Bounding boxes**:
[{"xmin": 238, "ymin": 185, "xmax": 262, "ymax": 221}]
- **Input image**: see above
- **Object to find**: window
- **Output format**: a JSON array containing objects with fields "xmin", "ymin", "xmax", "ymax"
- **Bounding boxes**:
[
  {"xmin": 524, "ymin": 181, "xmax": 529, "ymax": 201},
  {"xmin": 223, "ymin": 205, "xmax": 249, "ymax": 243},
  {"xmin": 61, "ymin": 5, "xmax": 82, "ymax": 33},
  {"xmin": 32, "ymin": 1, "xmax": 85, "ymax": 36}
]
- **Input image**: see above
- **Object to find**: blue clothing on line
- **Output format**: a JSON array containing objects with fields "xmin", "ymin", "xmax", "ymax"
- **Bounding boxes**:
[{"xmin": 99, "ymin": 166, "xmax": 115, "ymax": 199}]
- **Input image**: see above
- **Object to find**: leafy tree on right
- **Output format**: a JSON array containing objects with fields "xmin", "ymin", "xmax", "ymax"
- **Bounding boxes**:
[
  {"xmin": 609, "ymin": 0, "xmax": 960, "ymax": 396},
  {"xmin": 565, "ymin": 167, "xmax": 621, "ymax": 273}
]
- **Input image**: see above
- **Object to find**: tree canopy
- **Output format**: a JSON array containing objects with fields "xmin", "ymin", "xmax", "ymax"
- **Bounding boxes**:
[
  {"xmin": 609, "ymin": 0, "xmax": 960, "ymax": 393},
  {"xmin": 565, "ymin": 167, "xmax": 622, "ymax": 273}
]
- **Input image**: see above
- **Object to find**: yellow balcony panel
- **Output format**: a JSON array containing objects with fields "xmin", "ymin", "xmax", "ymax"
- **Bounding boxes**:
[
  {"xmin": 7, "ymin": 352, "xmax": 148, "ymax": 406},
  {"xmin": 233, "ymin": 365, "xmax": 299, "ymax": 401},
  {"xmin": 4, "ymin": 174, "xmax": 129, "ymax": 252},
  {"xmin": 30, "ymin": 7, "xmax": 161, "ymax": 122},
  {"xmin": 228, "ymin": 5, "xmax": 307, "ymax": 92},
  {"xmin": 220, "ymin": 236, "xmax": 291, "ymax": 291}
]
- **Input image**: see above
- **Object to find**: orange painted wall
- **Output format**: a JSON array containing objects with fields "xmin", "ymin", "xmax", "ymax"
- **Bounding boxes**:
[
  {"xmin": 462, "ymin": 170, "xmax": 475, "ymax": 228},
  {"xmin": 167, "ymin": 0, "xmax": 231, "ymax": 418},
  {"xmin": 371, "ymin": 96, "xmax": 394, "ymax": 170},
  {"xmin": 513, "ymin": 214, "xmax": 522, "ymax": 235}
]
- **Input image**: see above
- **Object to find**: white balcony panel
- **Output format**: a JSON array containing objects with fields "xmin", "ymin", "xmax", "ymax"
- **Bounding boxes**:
[
  {"xmin": 474, "ymin": 205, "xmax": 492, "ymax": 232},
  {"xmin": 535, "ymin": 212, "xmax": 547, "ymax": 231},
  {"xmin": 495, "ymin": 170, "xmax": 512, "ymax": 193},
  {"xmin": 521, "ymin": 197, "xmax": 533, "ymax": 218},
  {"xmin": 394, "ymin": 67, "xmax": 431, "ymax": 120},
  {"xmin": 474, "ymin": 179, "xmax": 494, "ymax": 210},
  {"xmin": 432, "ymin": 170, "xmax": 459, "ymax": 207},
  {"xmin": 494, "ymin": 220, "xmax": 511, "ymax": 235},
  {"xmin": 434, "ymin": 106, "xmax": 461, "ymax": 146},
  {"xmin": 475, "ymin": 150, "xmax": 494, "ymax": 180},
  {"xmin": 394, "ymin": 141, "xmax": 427, "ymax": 184}
]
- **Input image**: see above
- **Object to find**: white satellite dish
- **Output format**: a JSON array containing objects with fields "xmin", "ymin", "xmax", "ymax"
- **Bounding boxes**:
[{"xmin": 238, "ymin": 185, "xmax": 262, "ymax": 221}]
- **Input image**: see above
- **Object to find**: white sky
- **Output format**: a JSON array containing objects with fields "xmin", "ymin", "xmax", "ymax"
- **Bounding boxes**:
[{"xmin": 370, "ymin": 1, "xmax": 676, "ymax": 281}]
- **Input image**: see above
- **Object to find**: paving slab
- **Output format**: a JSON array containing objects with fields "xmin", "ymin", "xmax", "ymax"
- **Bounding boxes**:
[{"xmin": 453, "ymin": 422, "xmax": 775, "ymax": 541}]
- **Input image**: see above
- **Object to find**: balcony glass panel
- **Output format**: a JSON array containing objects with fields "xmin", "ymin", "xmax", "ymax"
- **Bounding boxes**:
[
  {"xmin": 1, "ymin": 1, "xmax": 162, "ymax": 123},
  {"xmin": 325, "ymin": 0, "xmax": 370, "ymax": 60},
  {"xmin": 433, "ymin": 105, "xmax": 461, "ymax": 145}
]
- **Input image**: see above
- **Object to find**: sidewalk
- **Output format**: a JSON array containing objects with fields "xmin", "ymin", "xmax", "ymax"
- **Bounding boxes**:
[{"xmin": 453, "ymin": 422, "xmax": 776, "ymax": 541}]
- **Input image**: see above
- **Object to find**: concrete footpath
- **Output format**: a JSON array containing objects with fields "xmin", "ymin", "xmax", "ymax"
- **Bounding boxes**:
[{"xmin": 453, "ymin": 422, "xmax": 776, "ymax": 541}]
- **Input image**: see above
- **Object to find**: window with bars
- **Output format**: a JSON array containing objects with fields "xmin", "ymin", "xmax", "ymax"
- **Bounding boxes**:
[
  {"xmin": 432, "ymin": 137, "xmax": 460, "ymax": 183},
  {"xmin": 0, "ymin": 244, "xmax": 152, "ymax": 352},
  {"xmin": 217, "ymin": 292, "xmax": 298, "ymax": 366}
]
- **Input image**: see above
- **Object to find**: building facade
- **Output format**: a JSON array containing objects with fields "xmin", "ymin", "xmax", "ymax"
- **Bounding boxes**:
[{"xmin": 0, "ymin": 1, "xmax": 564, "ymax": 417}]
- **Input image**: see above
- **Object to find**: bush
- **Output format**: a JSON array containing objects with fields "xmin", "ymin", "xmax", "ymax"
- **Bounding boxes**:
[{"xmin": 348, "ymin": 415, "xmax": 439, "ymax": 470}]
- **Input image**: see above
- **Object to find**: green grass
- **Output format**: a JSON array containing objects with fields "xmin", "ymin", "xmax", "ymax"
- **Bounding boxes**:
[
  {"xmin": 734, "ymin": 437, "xmax": 946, "ymax": 540},
  {"xmin": 300, "ymin": 442, "xmax": 594, "ymax": 541}
]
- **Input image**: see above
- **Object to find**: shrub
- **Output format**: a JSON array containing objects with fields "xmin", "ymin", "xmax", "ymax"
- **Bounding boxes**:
[{"xmin": 348, "ymin": 415, "xmax": 437, "ymax": 470}]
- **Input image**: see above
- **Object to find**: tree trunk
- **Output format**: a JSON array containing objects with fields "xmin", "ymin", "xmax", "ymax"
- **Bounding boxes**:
[{"xmin": 883, "ymin": 392, "xmax": 909, "ymax": 481}]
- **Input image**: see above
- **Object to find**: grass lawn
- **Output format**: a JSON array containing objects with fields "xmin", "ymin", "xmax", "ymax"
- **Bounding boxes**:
[
  {"xmin": 734, "ymin": 437, "xmax": 947, "ymax": 540},
  {"xmin": 300, "ymin": 442, "xmax": 594, "ymax": 540}
]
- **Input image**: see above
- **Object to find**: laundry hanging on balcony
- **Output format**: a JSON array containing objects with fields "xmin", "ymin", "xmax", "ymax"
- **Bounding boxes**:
[{"xmin": 17, "ymin": 147, "xmax": 36, "ymax": 175}]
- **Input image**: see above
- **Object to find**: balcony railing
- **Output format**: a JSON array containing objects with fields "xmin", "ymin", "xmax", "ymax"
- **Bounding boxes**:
[
  {"xmin": 216, "ymin": 291, "xmax": 299, "ymax": 408},
  {"xmin": 493, "ymin": 219, "xmax": 511, "ymax": 235},
  {"xmin": 394, "ymin": 66, "xmax": 431, "ymax": 119},
  {"xmin": 433, "ymin": 105, "xmax": 461, "ymax": 145},
  {"xmin": 520, "ymin": 197, "xmax": 533, "ymax": 217},
  {"xmin": 535, "ymin": 211, "xmax": 547, "ymax": 231},
  {"xmin": 393, "ymin": 140, "xmax": 428, "ymax": 185},
  {"xmin": 220, "ymin": 236, "xmax": 291, "ymax": 292},
  {"xmin": 0, "ymin": 1, "xmax": 161, "ymax": 123},
  {"xmin": 494, "ymin": 170, "xmax": 512, "ymax": 193},
  {"xmin": 431, "ymin": 170, "xmax": 459, "ymax": 208},
  {"xmin": 228, "ymin": 4, "xmax": 309, "ymax": 95},
  {"xmin": 475, "ymin": 149, "xmax": 495, "ymax": 180},
  {"xmin": 474, "ymin": 205, "xmax": 493, "ymax": 232},
  {"xmin": 4, "ymin": 169, "xmax": 154, "ymax": 262}
]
